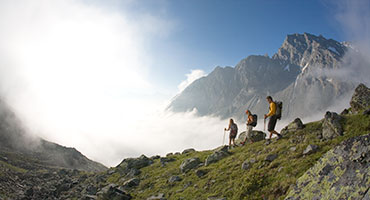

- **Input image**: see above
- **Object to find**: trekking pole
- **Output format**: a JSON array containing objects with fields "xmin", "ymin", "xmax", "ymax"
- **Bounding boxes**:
[{"xmin": 223, "ymin": 129, "xmax": 226, "ymax": 145}]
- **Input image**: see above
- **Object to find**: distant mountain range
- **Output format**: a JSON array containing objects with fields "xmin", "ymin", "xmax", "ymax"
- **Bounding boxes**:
[
  {"xmin": 0, "ymin": 98, "xmax": 107, "ymax": 172},
  {"xmin": 167, "ymin": 33, "xmax": 366, "ymax": 121}
]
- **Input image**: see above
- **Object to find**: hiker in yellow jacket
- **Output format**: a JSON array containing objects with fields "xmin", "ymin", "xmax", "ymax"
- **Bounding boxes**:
[{"xmin": 264, "ymin": 96, "xmax": 282, "ymax": 139}]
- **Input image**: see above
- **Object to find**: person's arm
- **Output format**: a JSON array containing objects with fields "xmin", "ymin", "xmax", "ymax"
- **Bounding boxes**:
[
  {"xmin": 225, "ymin": 124, "xmax": 231, "ymax": 131},
  {"xmin": 247, "ymin": 115, "xmax": 253, "ymax": 125}
]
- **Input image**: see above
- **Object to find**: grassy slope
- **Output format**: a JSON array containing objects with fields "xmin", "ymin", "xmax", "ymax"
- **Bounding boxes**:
[{"xmin": 106, "ymin": 113, "xmax": 369, "ymax": 200}]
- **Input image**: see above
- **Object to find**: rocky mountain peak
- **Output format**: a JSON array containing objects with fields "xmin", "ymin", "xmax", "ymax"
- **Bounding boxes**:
[{"xmin": 272, "ymin": 33, "xmax": 346, "ymax": 69}]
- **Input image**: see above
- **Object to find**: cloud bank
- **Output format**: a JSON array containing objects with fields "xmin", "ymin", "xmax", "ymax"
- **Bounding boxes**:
[{"xmin": 178, "ymin": 69, "xmax": 207, "ymax": 92}]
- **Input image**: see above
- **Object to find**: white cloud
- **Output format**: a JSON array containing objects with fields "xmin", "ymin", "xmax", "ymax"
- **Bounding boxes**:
[{"xmin": 178, "ymin": 69, "xmax": 207, "ymax": 93}]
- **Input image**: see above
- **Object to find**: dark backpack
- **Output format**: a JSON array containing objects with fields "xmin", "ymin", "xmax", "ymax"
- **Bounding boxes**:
[
  {"xmin": 275, "ymin": 101, "xmax": 283, "ymax": 120},
  {"xmin": 249, "ymin": 114, "xmax": 258, "ymax": 127},
  {"xmin": 230, "ymin": 123, "xmax": 238, "ymax": 133}
]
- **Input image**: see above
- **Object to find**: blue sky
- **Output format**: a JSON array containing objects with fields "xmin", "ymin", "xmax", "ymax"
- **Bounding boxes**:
[{"xmin": 133, "ymin": 0, "xmax": 347, "ymax": 89}]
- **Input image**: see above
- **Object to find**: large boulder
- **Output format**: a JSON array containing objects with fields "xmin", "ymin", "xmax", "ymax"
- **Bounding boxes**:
[
  {"xmin": 117, "ymin": 155, "xmax": 153, "ymax": 174},
  {"xmin": 322, "ymin": 112, "xmax": 343, "ymax": 140},
  {"xmin": 97, "ymin": 184, "xmax": 132, "ymax": 200},
  {"xmin": 350, "ymin": 83, "xmax": 370, "ymax": 113},
  {"xmin": 285, "ymin": 133, "xmax": 370, "ymax": 200},
  {"xmin": 205, "ymin": 146, "xmax": 230, "ymax": 166},
  {"xmin": 281, "ymin": 118, "xmax": 304, "ymax": 135},
  {"xmin": 236, "ymin": 130, "xmax": 266, "ymax": 144},
  {"xmin": 180, "ymin": 158, "xmax": 201, "ymax": 173}
]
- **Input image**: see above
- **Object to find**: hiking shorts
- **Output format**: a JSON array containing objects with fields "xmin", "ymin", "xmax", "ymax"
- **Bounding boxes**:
[
  {"xmin": 268, "ymin": 115, "xmax": 278, "ymax": 132},
  {"xmin": 230, "ymin": 130, "xmax": 237, "ymax": 139},
  {"xmin": 246, "ymin": 125, "xmax": 253, "ymax": 139}
]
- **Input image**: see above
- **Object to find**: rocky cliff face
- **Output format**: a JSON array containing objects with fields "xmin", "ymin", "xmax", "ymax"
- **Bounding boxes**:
[{"xmin": 168, "ymin": 33, "xmax": 362, "ymax": 121}]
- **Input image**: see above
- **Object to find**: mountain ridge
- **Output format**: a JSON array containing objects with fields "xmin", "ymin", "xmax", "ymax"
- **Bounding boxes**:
[{"xmin": 167, "ymin": 32, "xmax": 363, "ymax": 121}]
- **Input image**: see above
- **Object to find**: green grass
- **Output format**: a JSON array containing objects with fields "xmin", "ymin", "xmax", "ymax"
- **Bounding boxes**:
[
  {"xmin": 0, "ymin": 160, "xmax": 27, "ymax": 173},
  {"xmin": 101, "ymin": 113, "xmax": 370, "ymax": 200}
]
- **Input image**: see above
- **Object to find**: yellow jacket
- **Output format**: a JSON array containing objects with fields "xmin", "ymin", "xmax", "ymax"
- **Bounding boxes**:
[{"xmin": 267, "ymin": 102, "xmax": 276, "ymax": 117}]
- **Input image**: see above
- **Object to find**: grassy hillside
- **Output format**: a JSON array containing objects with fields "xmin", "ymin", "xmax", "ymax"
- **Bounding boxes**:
[{"xmin": 103, "ymin": 112, "xmax": 369, "ymax": 200}]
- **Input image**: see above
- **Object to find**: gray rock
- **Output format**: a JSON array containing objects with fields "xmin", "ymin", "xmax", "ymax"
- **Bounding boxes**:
[
  {"xmin": 241, "ymin": 160, "xmax": 251, "ymax": 170},
  {"xmin": 126, "ymin": 168, "xmax": 141, "ymax": 177},
  {"xmin": 303, "ymin": 144, "xmax": 319, "ymax": 155},
  {"xmin": 265, "ymin": 154, "xmax": 278, "ymax": 162},
  {"xmin": 281, "ymin": 118, "xmax": 304, "ymax": 135},
  {"xmin": 180, "ymin": 158, "xmax": 201, "ymax": 173},
  {"xmin": 205, "ymin": 148, "xmax": 230, "ymax": 166},
  {"xmin": 97, "ymin": 184, "xmax": 132, "ymax": 200},
  {"xmin": 82, "ymin": 195, "xmax": 98, "ymax": 200},
  {"xmin": 285, "ymin": 134, "xmax": 370, "ymax": 200},
  {"xmin": 85, "ymin": 185, "xmax": 97, "ymax": 195},
  {"xmin": 289, "ymin": 146, "xmax": 297, "ymax": 152},
  {"xmin": 147, "ymin": 193, "xmax": 166, "ymax": 200},
  {"xmin": 195, "ymin": 169, "xmax": 207, "ymax": 178},
  {"xmin": 350, "ymin": 83, "xmax": 370, "ymax": 113},
  {"xmin": 166, "ymin": 153, "xmax": 173, "ymax": 157},
  {"xmin": 174, "ymin": 152, "xmax": 181, "ymax": 155},
  {"xmin": 160, "ymin": 157, "xmax": 176, "ymax": 167},
  {"xmin": 117, "ymin": 155, "xmax": 153, "ymax": 174},
  {"xmin": 322, "ymin": 111, "xmax": 343, "ymax": 140},
  {"xmin": 150, "ymin": 155, "xmax": 160, "ymax": 160},
  {"xmin": 168, "ymin": 176, "xmax": 182, "ymax": 183},
  {"xmin": 123, "ymin": 178, "xmax": 140, "ymax": 188},
  {"xmin": 237, "ymin": 131, "xmax": 266, "ymax": 144},
  {"xmin": 182, "ymin": 148, "xmax": 196, "ymax": 154},
  {"xmin": 340, "ymin": 108, "xmax": 349, "ymax": 115}
]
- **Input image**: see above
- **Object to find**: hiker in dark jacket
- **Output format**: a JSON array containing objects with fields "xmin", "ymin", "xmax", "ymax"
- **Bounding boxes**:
[
  {"xmin": 225, "ymin": 118, "xmax": 238, "ymax": 147},
  {"xmin": 241, "ymin": 110, "xmax": 254, "ymax": 145},
  {"xmin": 264, "ymin": 96, "xmax": 282, "ymax": 140}
]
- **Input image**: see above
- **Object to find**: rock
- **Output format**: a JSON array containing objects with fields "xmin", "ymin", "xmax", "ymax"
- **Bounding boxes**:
[
  {"xmin": 340, "ymin": 108, "xmax": 349, "ymax": 115},
  {"xmin": 303, "ymin": 144, "xmax": 319, "ymax": 155},
  {"xmin": 205, "ymin": 147, "xmax": 230, "ymax": 166},
  {"xmin": 363, "ymin": 109, "xmax": 370, "ymax": 115},
  {"xmin": 82, "ymin": 195, "xmax": 98, "ymax": 200},
  {"xmin": 265, "ymin": 154, "xmax": 278, "ymax": 162},
  {"xmin": 117, "ymin": 155, "xmax": 153, "ymax": 174},
  {"xmin": 195, "ymin": 169, "xmax": 207, "ymax": 178},
  {"xmin": 97, "ymin": 184, "xmax": 132, "ymax": 200},
  {"xmin": 160, "ymin": 157, "xmax": 176, "ymax": 167},
  {"xmin": 289, "ymin": 146, "xmax": 297, "ymax": 152},
  {"xmin": 350, "ymin": 83, "xmax": 370, "ymax": 113},
  {"xmin": 182, "ymin": 148, "xmax": 196, "ymax": 154},
  {"xmin": 166, "ymin": 153, "xmax": 173, "ymax": 157},
  {"xmin": 322, "ymin": 111, "xmax": 343, "ymax": 140},
  {"xmin": 281, "ymin": 118, "xmax": 304, "ymax": 135},
  {"xmin": 126, "ymin": 168, "xmax": 141, "ymax": 177},
  {"xmin": 168, "ymin": 176, "xmax": 182, "ymax": 183},
  {"xmin": 123, "ymin": 178, "xmax": 140, "ymax": 188},
  {"xmin": 237, "ymin": 130, "xmax": 266, "ymax": 144},
  {"xmin": 241, "ymin": 160, "xmax": 251, "ymax": 170},
  {"xmin": 85, "ymin": 185, "xmax": 97, "ymax": 195},
  {"xmin": 180, "ymin": 158, "xmax": 201, "ymax": 173},
  {"xmin": 150, "ymin": 155, "xmax": 160, "ymax": 160},
  {"xmin": 147, "ymin": 193, "xmax": 166, "ymax": 200},
  {"xmin": 174, "ymin": 152, "xmax": 181, "ymax": 155},
  {"xmin": 285, "ymin": 134, "xmax": 370, "ymax": 200}
]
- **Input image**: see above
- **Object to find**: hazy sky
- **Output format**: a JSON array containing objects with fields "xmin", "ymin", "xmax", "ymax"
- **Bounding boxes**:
[{"xmin": 0, "ymin": 0, "xmax": 368, "ymax": 167}]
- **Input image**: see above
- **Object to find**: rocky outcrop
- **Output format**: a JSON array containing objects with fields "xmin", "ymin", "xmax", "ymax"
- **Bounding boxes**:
[
  {"xmin": 180, "ymin": 158, "xmax": 201, "ymax": 173},
  {"xmin": 97, "ymin": 184, "xmax": 132, "ymax": 200},
  {"xmin": 281, "ymin": 118, "xmax": 304, "ymax": 135},
  {"xmin": 350, "ymin": 83, "xmax": 370, "ymax": 113},
  {"xmin": 236, "ymin": 130, "xmax": 266, "ymax": 144},
  {"xmin": 205, "ymin": 146, "xmax": 230, "ymax": 166},
  {"xmin": 322, "ymin": 112, "xmax": 343, "ymax": 140},
  {"xmin": 285, "ymin": 133, "xmax": 370, "ymax": 200},
  {"xmin": 117, "ymin": 155, "xmax": 153, "ymax": 174}
]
